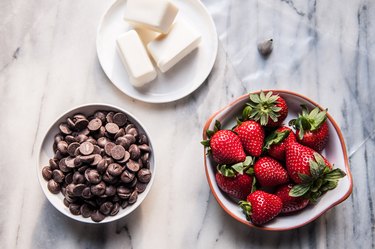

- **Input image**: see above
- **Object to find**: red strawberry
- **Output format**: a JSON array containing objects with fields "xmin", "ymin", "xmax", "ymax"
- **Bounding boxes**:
[
  {"xmin": 202, "ymin": 121, "xmax": 246, "ymax": 165},
  {"xmin": 289, "ymin": 105, "xmax": 329, "ymax": 152},
  {"xmin": 215, "ymin": 159, "xmax": 255, "ymax": 200},
  {"xmin": 264, "ymin": 126, "xmax": 296, "ymax": 161},
  {"xmin": 239, "ymin": 190, "xmax": 282, "ymax": 225},
  {"xmin": 285, "ymin": 141, "xmax": 346, "ymax": 201},
  {"xmin": 275, "ymin": 184, "xmax": 309, "ymax": 214},
  {"xmin": 234, "ymin": 120, "xmax": 265, "ymax": 157},
  {"xmin": 241, "ymin": 91, "xmax": 288, "ymax": 127},
  {"xmin": 253, "ymin": 157, "xmax": 289, "ymax": 187}
]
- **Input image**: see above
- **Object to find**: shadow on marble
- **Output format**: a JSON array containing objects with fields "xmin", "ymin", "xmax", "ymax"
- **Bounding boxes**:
[
  {"xmin": 31, "ymin": 200, "xmax": 142, "ymax": 249},
  {"xmin": 213, "ymin": 201, "xmax": 341, "ymax": 246}
]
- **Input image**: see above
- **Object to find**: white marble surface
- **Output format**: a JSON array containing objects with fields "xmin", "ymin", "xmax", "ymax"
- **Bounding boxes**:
[{"xmin": 0, "ymin": 0, "xmax": 374, "ymax": 248}]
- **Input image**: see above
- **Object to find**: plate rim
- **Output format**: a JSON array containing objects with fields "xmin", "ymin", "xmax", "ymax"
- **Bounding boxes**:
[
  {"xmin": 96, "ymin": 0, "xmax": 218, "ymax": 103},
  {"xmin": 202, "ymin": 89, "xmax": 353, "ymax": 231},
  {"xmin": 36, "ymin": 102, "xmax": 156, "ymax": 224}
]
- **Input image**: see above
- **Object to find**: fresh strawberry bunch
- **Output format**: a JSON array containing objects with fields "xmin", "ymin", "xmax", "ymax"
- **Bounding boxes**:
[{"xmin": 202, "ymin": 91, "xmax": 346, "ymax": 226}]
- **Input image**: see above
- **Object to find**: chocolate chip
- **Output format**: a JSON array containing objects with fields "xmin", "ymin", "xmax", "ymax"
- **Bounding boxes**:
[
  {"xmin": 110, "ymin": 203, "xmax": 120, "ymax": 216},
  {"xmin": 49, "ymin": 159, "xmax": 59, "ymax": 170},
  {"xmin": 138, "ymin": 134, "xmax": 149, "ymax": 145},
  {"xmin": 128, "ymin": 191, "xmax": 138, "ymax": 204},
  {"xmin": 65, "ymin": 156, "xmax": 76, "ymax": 168},
  {"xmin": 72, "ymin": 171, "xmax": 85, "ymax": 184},
  {"xmin": 91, "ymin": 154, "xmax": 102, "ymax": 166},
  {"xmin": 65, "ymin": 172, "xmax": 74, "ymax": 184},
  {"xmin": 126, "ymin": 160, "xmax": 140, "ymax": 173},
  {"xmin": 65, "ymin": 184, "xmax": 75, "ymax": 196},
  {"xmin": 91, "ymin": 181, "xmax": 106, "ymax": 196},
  {"xmin": 114, "ymin": 128, "xmax": 126, "ymax": 140},
  {"xmin": 120, "ymin": 170, "xmax": 135, "ymax": 183},
  {"xmin": 91, "ymin": 210, "xmax": 105, "ymax": 222},
  {"xmin": 94, "ymin": 111, "xmax": 106, "ymax": 123},
  {"xmin": 129, "ymin": 144, "xmax": 141, "ymax": 160},
  {"xmin": 47, "ymin": 180, "xmax": 60, "ymax": 194},
  {"xmin": 137, "ymin": 168, "xmax": 151, "ymax": 183},
  {"xmin": 111, "ymin": 145, "xmax": 126, "ymax": 160},
  {"xmin": 88, "ymin": 118, "xmax": 102, "ymax": 131},
  {"xmin": 69, "ymin": 203, "xmax": 81, "ymax": 215},
  {"xmin": 75, "ymin": 134, "xmax": 88, "ymax": 143},
  {"xmin": 97, "ymin": 159, "xmax": 108, "ymax": 174},
  {"xmin": 54, "ymin": 134, "xmax": 64, "ymax": 144},
  {"xmin": 63, "ymin": 198, "xmax": 70, "ymax": 207},
  {"xmin": 59, "ymin": 123, "xmax": 72, "ymax": 135},
  {"xmin": 58, "ymin": 158, "xmax": 70, "ymax": 173},
  {"xmin": 99, "ymin": 202, "xmax": 114, "ymax": 215},
  {"xmin": 92, "ymin": 145, "xmax": 101, "ymax": 154},
  {"xmin": 96, "ymin": 137, "xmax": 108, "ymax": 148},
  {"xmin": 74, "ymin": 119, "xmax": 89, "ymax": 131},
  {"xmin": 125, "ymin": 124, "xmax": 135, "ymax": 133},
  {"xmin": 117, "ymin": 186, "xmax": 131, "ymax": 199},
  {"xmin": 106, "ymin": 112, "xmax": 114, "ymax": 123},
  {"xmin": 52, "ymin": 169, "xmax": 65, "ymax": 183},
  {"xmin": 65, "ymin": 135, "xmax": 76, "ymax": 144},
  {"xmin": 127, "ymin": 128, "xmax": 138, "ymax": 138},
  {"xmin": 117, "ymin": 151, "xmax": 130, "ymax": 164},
  {"xmin": 107, "ymin": 163, "xmax": 124, "ymax": 176},
  {"xmin": 104, "ymin": 142, "xmax": 116, "ymax": 156},
  {"xmin": 113, "ymin": 113, "xmax": 127, "ymax": 127},
  {"xmin": 67, "ymin": 142, "xmax": 80, "ymax": 156},
  {"xmin": 82, "ymin": 187, "xmax": 93, "ymax": 199},
  {"xmin": 79, "ymin": 142, "xmax": 94, "ymax": 155},
  {"xmin": 79, "ymin": 155, "xmax": 95, "ymax": 164},
  {"xmin": 42, "ymin": 166, "xmax": 52, "ymax": 181},
  {"xmin": 80, "ymin": 204, "xmax": 92, "ymax": 218},
  {"xmin": 57, "ymin": 141, "xmax": 68, "ymax": 154},
  {"xmin": 138, "ymin": 144, "xmax": 151, "ymax": 152},
  {"xmin": 105, "ymin": 123, "xmax": 119, "ymax": 134},
  {"xmin": 54, "ymin": 150, "xmax": 63, "ymax": 160},
  {"xmin": 85, "ymin": 169, "xmax": 101, "ymax": 184},
  {"xmin": 141, "ymin": 153, "xmax": 149, "ymax": 165},
  {"xmin": 136, "ymin": 182, "xmax": 148, "ymax": 193}
]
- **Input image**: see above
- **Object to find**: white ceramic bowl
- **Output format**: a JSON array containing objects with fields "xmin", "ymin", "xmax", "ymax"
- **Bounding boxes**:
[
  {"xmin": 37, "ymin": 103, "xmax": 155, "ymax": 223},
  {"xmin": 202, "ymin": 90, "xmax": 353, "ymax": 231}
]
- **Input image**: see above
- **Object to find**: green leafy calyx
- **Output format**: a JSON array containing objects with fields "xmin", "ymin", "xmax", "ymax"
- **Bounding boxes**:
[
  {"xmin": 241, "ymin": 91, "xmax": 282, "ymax": 126},
  {"xmin": 239, "ymin": 201, "xmax": 252, "ymax": 221},
  {"xmin": 217, "ymin": 156, "xmax": 255, "ymax": 177},
  {"xmin": 263, "ymin": 129, "xmax": 290, "ymax": 150},
  {"xmin": 289, "ymin": 105, "xmax": 328, "ymax": 140}
]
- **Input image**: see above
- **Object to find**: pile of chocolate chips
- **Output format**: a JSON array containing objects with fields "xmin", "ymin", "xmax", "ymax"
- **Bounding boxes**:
[{"xmin": 41, "ymin": 111, "xmax": 152, "ymax": 222}]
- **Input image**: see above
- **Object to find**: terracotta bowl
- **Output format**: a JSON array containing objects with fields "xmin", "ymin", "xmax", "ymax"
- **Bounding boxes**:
[
  {"xmin": 202, "ymin": 90, "xmax": 353, "ymax": 231},
  {"xmin": 37, "ymin": 103, "xmax": 155, "ymax": 223}
]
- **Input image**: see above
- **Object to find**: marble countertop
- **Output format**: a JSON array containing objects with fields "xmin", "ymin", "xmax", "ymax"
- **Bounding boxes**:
[{"xmin": 1, "ymin": 0, "xmax": 374, "ymax": 248}]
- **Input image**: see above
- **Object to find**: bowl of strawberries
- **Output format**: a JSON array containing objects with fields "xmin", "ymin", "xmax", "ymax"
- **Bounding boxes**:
[{"xmin": 202, "ymin": 90, "xmax": 353, "ymax": 230}]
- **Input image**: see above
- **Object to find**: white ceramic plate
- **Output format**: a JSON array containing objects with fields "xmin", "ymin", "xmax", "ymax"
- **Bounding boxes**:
[
  {"xmin": 37, "ymin": 103, "xmax": 156, "ymax": 224},
  {"xmin": 202, "ymin": 90, "xmax": 353, "ymax": 231},
  {"xmin": 96, "ymin": 0, "xmax": 218, "ymax": 103}
]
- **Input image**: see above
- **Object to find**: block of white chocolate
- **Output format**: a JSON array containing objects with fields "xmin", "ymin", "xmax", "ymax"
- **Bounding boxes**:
[
  {"xmin": 116, "ymin": 30, "xmax": 157, "ymax": 87},
  {"xmin": 124, "ymin": 0, "xmax": 179, "ymax": 34},
  {"xmin": 147, "ymin": 19, "xmax": 201, "ymax": 73}
]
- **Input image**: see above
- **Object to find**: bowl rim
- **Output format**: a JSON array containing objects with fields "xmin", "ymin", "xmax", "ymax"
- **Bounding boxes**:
[
  {"xmin": 202, "ymin": 89, "xmax": 353, "ymax": 231},
  {"xmin": 37, "ymin": 102, "xmax": 156, "ymax": 224}
]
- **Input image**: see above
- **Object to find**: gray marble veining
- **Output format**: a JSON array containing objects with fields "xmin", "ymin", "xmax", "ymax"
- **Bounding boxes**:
[{"xmin": 0, "ymin": 0, "xmax": 374, "ymax": 248}]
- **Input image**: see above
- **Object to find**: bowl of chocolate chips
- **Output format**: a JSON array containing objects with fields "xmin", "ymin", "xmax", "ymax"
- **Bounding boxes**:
[{"xmin": 37, "ymin": 104, "xmax": 155, "ymax": 223}]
